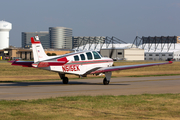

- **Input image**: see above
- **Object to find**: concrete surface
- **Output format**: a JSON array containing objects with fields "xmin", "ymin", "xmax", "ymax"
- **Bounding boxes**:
[{"xmin": 0, "ymin": 75, "xmax": 180, "ymax": 100}]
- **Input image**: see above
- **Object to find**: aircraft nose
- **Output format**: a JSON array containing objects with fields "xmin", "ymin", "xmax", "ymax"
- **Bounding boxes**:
[{"xmin": 109, "ymin": 58, "xmax": 113, "ymax": 61}]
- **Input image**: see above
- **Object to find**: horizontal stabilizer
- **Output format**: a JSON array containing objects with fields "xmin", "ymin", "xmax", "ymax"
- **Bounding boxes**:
[{"xmin": 9, "ymin": 60, "xmax": 34, "ymax": 67}]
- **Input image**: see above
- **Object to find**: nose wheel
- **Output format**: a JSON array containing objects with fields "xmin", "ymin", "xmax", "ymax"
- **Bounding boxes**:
[
  {"xmin": 62, "ymin": 77, "xmax": 69, "ymax": 84},
  {"xmin": 103, "ymin": 77, "xmax": 109, "ymax": 85}
]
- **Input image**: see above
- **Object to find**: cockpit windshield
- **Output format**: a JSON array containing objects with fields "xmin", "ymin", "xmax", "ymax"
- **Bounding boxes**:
[{"xmin": 92, "ymin": 51, "xmax": 101, "ymax": 59}]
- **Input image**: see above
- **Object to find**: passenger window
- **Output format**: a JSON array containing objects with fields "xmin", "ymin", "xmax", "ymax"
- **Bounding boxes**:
[
  {"xmin": 74, "ymin": 55, "xmax": 79, "ymax": 61},
  {"xmin": 86, "ymin": 52, "xmax": 92, "ymax": 60},
  {"xmin": 80, "ymin": 54, "xmax": 85, "ymax": 60},
  {"xmin": 92, "ymin": 51, "xmax": 101, "ymax": 59}
]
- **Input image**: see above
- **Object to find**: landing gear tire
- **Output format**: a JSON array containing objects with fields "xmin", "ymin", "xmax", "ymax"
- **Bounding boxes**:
[
  {"xmin": 62, "ymin": 77, "xmax": 69, "ymax": 84},
  {"xmin": 103, "ymin": 78, "xmax": 109, "ymax": 85}
]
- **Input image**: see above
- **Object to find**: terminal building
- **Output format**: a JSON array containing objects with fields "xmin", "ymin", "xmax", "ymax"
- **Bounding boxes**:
[
  {"xmin": 22, "ymin": 27, "xmax": 73, "ymax": 49},
  {"xmin": 49, "ymin": 27, "xmax": 72, "ymax": 49},
  {"xmin": 22, "ymin": 31, "xmax": 49, "ymax": 49}
]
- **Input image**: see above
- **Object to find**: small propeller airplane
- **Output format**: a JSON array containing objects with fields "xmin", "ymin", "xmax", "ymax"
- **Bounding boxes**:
[{"xmin": 9, "ymin": 35, "xmax": 173, "ymax": 85}]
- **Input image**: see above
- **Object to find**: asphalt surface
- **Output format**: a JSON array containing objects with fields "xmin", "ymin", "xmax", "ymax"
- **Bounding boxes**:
[{"xmin": 0, "ymin": 75, "xmax": 180, "ymax": 100}]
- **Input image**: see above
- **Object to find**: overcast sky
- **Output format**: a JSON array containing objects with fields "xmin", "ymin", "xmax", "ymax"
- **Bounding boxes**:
[{"xmin": 0, "ymin": 0, "xmax": 180, "ymax": 47}]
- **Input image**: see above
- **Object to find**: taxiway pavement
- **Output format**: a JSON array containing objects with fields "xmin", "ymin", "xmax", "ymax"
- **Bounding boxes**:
[{"xmin": 0, "ymin": 75, "xmax": 180, "ymax": 100}]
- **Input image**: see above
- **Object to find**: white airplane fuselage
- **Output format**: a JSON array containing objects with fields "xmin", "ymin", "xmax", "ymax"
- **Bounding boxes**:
[{"xmin": 38, "ymin": 52, "xmax": 113, "ymax": 76}]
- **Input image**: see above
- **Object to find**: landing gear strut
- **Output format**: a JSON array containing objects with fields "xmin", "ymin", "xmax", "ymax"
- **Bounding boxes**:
[{"xmin": 103, "ymin": 77, "xmax": 109, "ymax": 85}]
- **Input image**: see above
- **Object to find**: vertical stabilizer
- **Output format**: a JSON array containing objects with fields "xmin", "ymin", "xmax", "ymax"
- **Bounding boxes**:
[{"xmin": 31, "ymin": 36, "xmax": 49, "ymax": 62}]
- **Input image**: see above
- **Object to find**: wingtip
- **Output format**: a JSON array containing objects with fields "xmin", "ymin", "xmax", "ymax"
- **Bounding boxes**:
[
  {"xmin": 7, "ymin": 60, "xmax": 14, "ymax": 63},
  {"xmin": 8, "ymin": 59, "xmax": 19, "ymax": 63},
  {"xmin": 169, "ymin": 61, "xmax": 173, "ymax": 64}
]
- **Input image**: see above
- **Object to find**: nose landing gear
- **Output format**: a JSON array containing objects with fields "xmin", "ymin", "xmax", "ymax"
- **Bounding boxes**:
[{"xmin": 103, "ymin": 77, "xmax": 110, "ymax": 85}]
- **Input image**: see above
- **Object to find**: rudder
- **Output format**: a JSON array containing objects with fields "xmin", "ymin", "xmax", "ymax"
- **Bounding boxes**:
[{"xmin": 31, "ymin": 35, "xmax": 49, "ymax": 62}]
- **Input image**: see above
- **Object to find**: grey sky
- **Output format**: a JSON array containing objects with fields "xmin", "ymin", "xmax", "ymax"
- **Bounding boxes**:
[{"xmin": 0, "ymin": 0, "xmax": 180, "ymax": 47}]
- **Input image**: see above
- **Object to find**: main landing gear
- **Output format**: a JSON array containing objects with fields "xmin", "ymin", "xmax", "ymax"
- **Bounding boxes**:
[
  {"xmin": 103, "ymin": 77, "xmax": 109, "ymax": 85},
  {"xmin": 59, "ymin": 73, "xmax": 69, "ymax": 84},
  {"xmin": 103, "ymin": 72, "xmax": 112, "ymax": 85},
  {"xmin": 62, "ymin": 77, "xmax": 69, "ymax": 84}
]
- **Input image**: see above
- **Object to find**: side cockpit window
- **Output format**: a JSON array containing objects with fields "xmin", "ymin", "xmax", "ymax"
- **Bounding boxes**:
[
  {"xmin": 86, "ymin": 52, "xmax": 93, "ymax": 60},
  {"xmin": 80, "ymin": 54, "xmax": 85, "ymax": 60},
  {"xmin": 92, "ymin": 51, "xmax": 101, "ymax": 59},
  {"xmin": 74, "ymin": 55, "xmax": 79, "ymax": 61}
]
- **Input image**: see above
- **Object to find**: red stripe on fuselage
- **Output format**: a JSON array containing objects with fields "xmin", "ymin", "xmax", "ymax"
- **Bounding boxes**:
[
  {"xmin": 40, "ymin": 60, "xmax": 113, "ymax": 67},
  {"xmin": 38, "ymin": 61, "xmax": 67, "ymax": 67},
  {"xmin": 57, "ymin": 57, "xmax": 69, "ymax": 63}
]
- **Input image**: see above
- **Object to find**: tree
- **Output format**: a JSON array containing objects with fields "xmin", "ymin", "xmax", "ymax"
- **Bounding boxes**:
[
  {"xmin": 51, "ymin": 53, "xmax": 57, "ymax": 56},
  {"xmin": 47, "ymin": 53, "xmax": 51, "ymax": 56}
]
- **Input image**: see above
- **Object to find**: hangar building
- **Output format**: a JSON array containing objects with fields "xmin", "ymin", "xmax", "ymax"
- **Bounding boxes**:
[
  {"xmin": 74, "ymin": 36, "xmax": 144, "ymax": 61},
  {"xmin": 72, "ymin": 36, "xmax": 105, "ymax": 49},
  {"xmin": 143, "ymin": 44, "xmax": 180, "ymax": 61},
  {"xmin": 132, "ymin": 36, "xmax": 180, "ymax": 61},
  {"xmin": 100, "ymin": 48, "xmax": 144, "ymax": 61}
]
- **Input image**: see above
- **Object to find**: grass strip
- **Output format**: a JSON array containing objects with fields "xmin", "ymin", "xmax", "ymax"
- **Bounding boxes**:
[{"xmin": 0, "ymin": 94, "xmax": 180, "ymax": 120}]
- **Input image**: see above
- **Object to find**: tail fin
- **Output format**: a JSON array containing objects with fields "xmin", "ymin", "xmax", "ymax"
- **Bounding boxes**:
[{"xmin": 31, "ymin": 35, "xmax": 49, "ymax": 62}]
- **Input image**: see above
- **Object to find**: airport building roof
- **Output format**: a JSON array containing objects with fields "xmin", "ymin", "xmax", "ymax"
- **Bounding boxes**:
[
  {"xmin": 139, "ymin": 43, "xmax": 180, "ymax": 53},
  {"xmin": 74, "ymin": 43, "xmax": 137, "ymax": 51}
]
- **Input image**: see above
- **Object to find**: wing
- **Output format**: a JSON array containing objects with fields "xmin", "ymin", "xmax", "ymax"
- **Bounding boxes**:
[{"xmin": 90, "ymin": 61, "xmax": 173, "ymax": 74}]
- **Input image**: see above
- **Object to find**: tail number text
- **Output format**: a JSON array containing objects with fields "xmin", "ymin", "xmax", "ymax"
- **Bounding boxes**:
[{"xmin": 62, "ymin": 65, "xmax": 80, "ymax": 72}]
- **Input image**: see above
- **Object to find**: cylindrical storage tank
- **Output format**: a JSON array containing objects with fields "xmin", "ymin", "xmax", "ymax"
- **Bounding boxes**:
[
  {"xmin": 49, "ymin": 27, "xmax": 72, "ymax": 49},
  {"xmin": 0, "ymin": 21, "xmax": 12, "ymax": 50}
]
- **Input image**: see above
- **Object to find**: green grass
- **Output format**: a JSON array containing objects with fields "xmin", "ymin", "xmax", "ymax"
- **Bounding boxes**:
[{"xmin": 0, "ymin": 94, "xmax": 180, "ymax": 119}]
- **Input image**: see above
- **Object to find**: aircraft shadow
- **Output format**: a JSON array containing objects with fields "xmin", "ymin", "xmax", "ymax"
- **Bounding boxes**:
[{"xmin": 0, "ymin": 81, "xmax": 130, "ymax": 87}]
